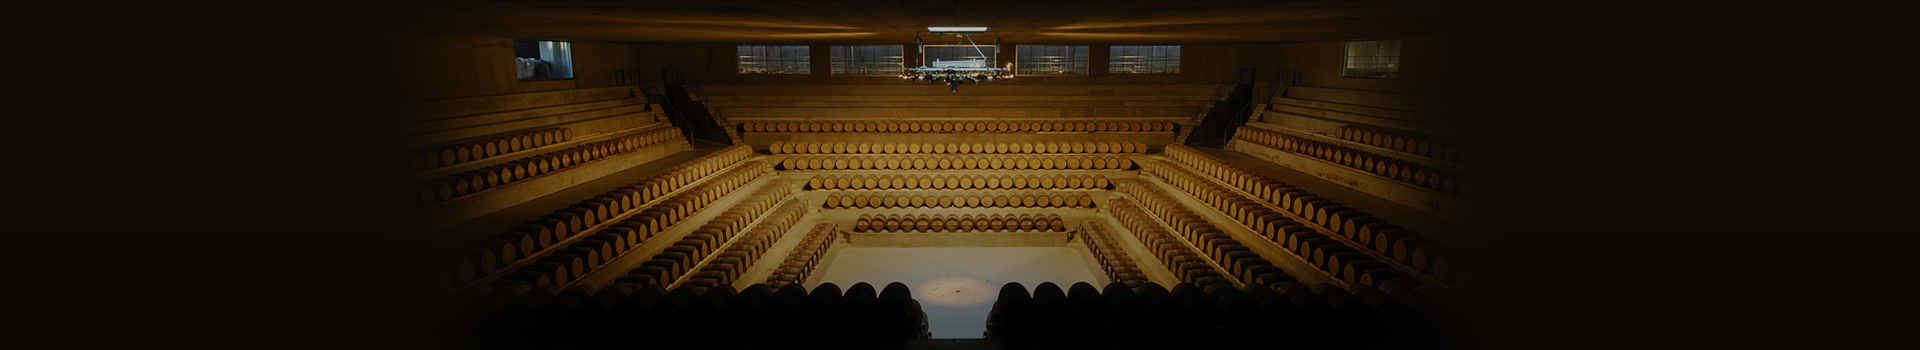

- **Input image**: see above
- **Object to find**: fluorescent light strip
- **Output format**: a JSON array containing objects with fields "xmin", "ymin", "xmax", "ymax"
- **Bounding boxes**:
[{"xmin": 927, "ymin": 27, "xmax": 988, "ymax": 32}]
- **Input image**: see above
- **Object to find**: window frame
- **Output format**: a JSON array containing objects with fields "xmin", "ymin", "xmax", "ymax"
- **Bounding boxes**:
[
  {"xmin": 737, "ymin": 45, "xmax": 813, "ymax": 75},
  {"xmin": 1107, "ymin": 45, "xmax": 1181, "ymax": 75},
  {"xmin": 1341, "ymin": 39, "xmax": 1401, "ymax": 79},
  {"xmin": 829, "ymin": 45, "xmax": 906, "ymax": 75},
  {"xmin": 918, "ymin": 44, "xmax": 1000, "ymax": 69},
  {"xmin": 513, "ymin": 39, "xmax": 575, "ymax": 82},
  {"xmin": 1015, "ymin": 45, "xmax": 1091, "ymax": 76}
]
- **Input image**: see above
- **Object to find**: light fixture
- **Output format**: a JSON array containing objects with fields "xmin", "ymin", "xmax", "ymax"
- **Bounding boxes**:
[{"xmin": 927, "ymin": 26, "xmax": 988, "ymax": 33}]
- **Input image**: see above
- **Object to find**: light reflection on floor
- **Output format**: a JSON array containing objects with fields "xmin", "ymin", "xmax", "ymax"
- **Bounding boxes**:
[{"xmin": 812, "ymin": 247, "xmax": 1098, "ymax": 339}]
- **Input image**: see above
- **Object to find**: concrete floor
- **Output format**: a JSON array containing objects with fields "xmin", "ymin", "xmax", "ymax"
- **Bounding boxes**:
[{"xmin": 812, "ymin": 247, "xmax": 1100, "ymax": 339}]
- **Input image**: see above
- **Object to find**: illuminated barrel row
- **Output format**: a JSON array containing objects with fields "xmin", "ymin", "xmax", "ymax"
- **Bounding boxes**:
[
  {"xmin": 1113, "ymin": 181, "xmax": 1302, "ymax": 289},
  {"xmin": 804, "ymin": 174, "xmax": 1110, "ymax": 191},
  {"xmin": 1336, "ymin": 125, "xmax": 1496, "ymax": 168},
  {"xmin": 434, "ymin": 146, "xmax": 756, "ymax": 290},
  {"xmin": 777, "ymin": 155, "xmax": 1134, "ymax": 171},
  {"xmin": 743, "ymin": 120, "xmax": 1177, "ymax": 133},
  {"xmin": 769, "ymin": 140, "xmax": 1146, "ymax": 155},
  {"xmin": 823, "ymin": 192, "xmax": 1095, "ymax": 209},
  {"xmin": 853, "ymin": 213, "xmax": 1066, "ymax": 232},
  {"xmin": 1078, "ymin": 222, "xmax": 1150, "ymax": 288},
  {"xmin": 474, "ymin": 160, "xmax": 771, "ymax": 289},
  {"xmin": 411, "ymin": 127, "xmax": 683, "ymax": 207},
  {"xmin": 396, "ymin": 127, "xmax": 572, "ymax": 175},
  {"xmin": 1159, "ymin": 146, "xmax": 1468, "ymax": 287},
  {"xmin": 619, "ymin": 189, "xmax": 806, "ymax": 289},
  {"xmin": 1105, "ymin": 198, "xmax": 1242, "ymax": 292},
  {"xmin": 764, "ymin": 223, "xmax": 839, "ymax": 290},
  {"xmin": 1235, "ymin": 127, "xmax": 1485, "ymax": 200}
]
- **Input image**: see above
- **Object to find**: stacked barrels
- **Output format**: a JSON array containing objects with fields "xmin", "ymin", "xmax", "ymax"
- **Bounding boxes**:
[
  {"xmin": 620, "ymin": 191, "xmax": 806, "ymax": 289},
  {"xmin": 804, "ymin": 174, "xmax": 1110, "ymax": 191},
  {"xmin": 447, "ymin": 282, "xmax": 928, "ymax": 345},
  {"xmin": 395, "ymin": 127, "xmax": 571, "ymax": 175},
  {"xmin": 1235, "ymin": 126, "xmax": 1485, "ymax": 200},
  {"xmin": 1079, "ymin": 222, "xmax": 1150, "ymax": 288},
  {"xmin": 764, "ymin": 223, "xmax": 838, "ymax": 289},
  {"xmin": 435, "ymin": 146, "xmax": 756, "ymax": 291},
  {"xmin": 769, "ymin": 141, "xmax": 1146, "ymax": 155},
  {"xmin": 777, "ymin": 154, "xmax": 1134, "ymax": 171},
  {"xmin": 1113, "ymin": 181, "xmax": 1298, "ymax": 290},
  {"xmin": 1162, "ymin": 145, "xmax": 1469, "ymax": 287},
  {"xmin": 742, "ymin": 120, "xmax": 1178, "ymax": 134},
  {"xmin": 1336, "ymin": 125, "xmax": 1495, "ymax": 168},
  {"xmin": 823, "ymin": 192, "xmax": 1095, "ymax": 209},
  {"xmin": 1106, "ymin": 198, "xmax": 1246, "ymax": 292},
  {"xmin": 412, "ymin": 127, "xmax": 684, "ymax": 207},
  {"xmin": 483, "ymin": 160, "xmax": 771, "ymax": 289},
  {"xmin": 851, "ymin": 213, "xmax": 1066, "ymax": 233}
]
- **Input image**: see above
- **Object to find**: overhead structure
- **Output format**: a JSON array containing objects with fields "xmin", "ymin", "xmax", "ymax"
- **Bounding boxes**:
[{"xmin": 903, "ymin": 30, "xmax": 1011, "ymax": 92}]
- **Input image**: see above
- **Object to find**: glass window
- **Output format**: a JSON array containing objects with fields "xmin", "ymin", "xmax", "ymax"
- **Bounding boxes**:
[
  {"xmin": 1342, "ymin": 40, "xmax": 1400, "ymax": 79},
  {"xmin": 921, "ymin": 45, "xmax": 997, "ymax": 69},
  {"xmin": 513, "ymin": 40, "xmax": 573, "ymax": 81},
  {"xmin": 1017, "ymin": 46, "xmax": 1089, "ymax": 75},
  {"xmin": 831, "ymin": 46, "xmax": 904, "ymax": 75},
  {"xmin": 1108, "ymin": 45, "xmax": 1180, "ymax": 74},
  {"xmin": 738, "ymin": 45, "xmax": 811, "ymax": 74}
]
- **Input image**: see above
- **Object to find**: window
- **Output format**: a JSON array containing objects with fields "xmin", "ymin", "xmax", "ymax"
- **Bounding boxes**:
[
  {"xmin": 831, "ymin": 46, "xmax": 904, "ymax": 75},
  {"xmin": 513, "ymin": 40, "xmax": 573, "ymax": 81},
  {"xmin": 921, "ymin": 45, "xmax": 997, "ymax": 69},
  {"xmin": 1108, "ymin": 45, "xmax": 1180, "ymax": 74},
  {"xmin": 1017, "ymin": 46, "xmax": 1089, "ymax": 75},
  {"xmin": 738, "ymin": 45, "xmax": 811, "ymax": 74},
  {"xmin": 1343, "ymin": 40, "xmax": 1400, "ymax": 79}
]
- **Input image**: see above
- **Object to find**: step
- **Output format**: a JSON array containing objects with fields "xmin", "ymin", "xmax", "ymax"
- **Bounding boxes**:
[
  {"xmin": 1239, "ymin": 123, "xmax": 1494, "ymax": 177},
  {"xmin": 392, "ymin": 106, "xmax": 659, "ymax": 149},
  {"xmin": 695, "ymin": 84, "xmax": 1225, "ymax": 96},
  {"xmin": 389, "ymin": 86, "xmax": 636, "ymax": 122},
  {"xmin": 701, "ymin": 94, "xmax": 1216, "ymax": 102},
  {"xmin": 1205, "ymin": 144, "xmax": 1489, "ymax": 234},
  {"xmin": 408, "ymin": 140, "xmax": 695, "ymax": 235},
  {"xmin": 718, "ymin": 107, "xmax": 1198, "ymax": 119},
  {"xmin": 1270, "ymin": 96, "xmax": 1473, "ymax": 126},
  {"xmin": 414, "ymin": 145, "xmax": 726, "ymax": 248},
  {"xmin": 1280, "ymin": 86, "xmax": 1468, "ymax": 116},
  {"xmin": 1262, "ymin": 105, "xmax": 1481, "ymax": 141},
  {"xmin": 382, "ymin": 97, "xmax": 637, "ymax": 138},
  {"xmin": 704, "ymin": 100, "xmax": 1211, "ymax": 108}
]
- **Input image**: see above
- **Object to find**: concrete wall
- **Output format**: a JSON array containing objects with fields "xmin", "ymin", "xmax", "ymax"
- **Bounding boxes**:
[
  {"xmin": 1277, "ymin": 37, "xmax": 1460, "ymax": 97},
  {"xmin": 629, "ymin": 43, "xmax": 1283, "ymax": 85},
  {"xmin": 380, "ymin": 33, "xmax": 646, "ymax": 102}
]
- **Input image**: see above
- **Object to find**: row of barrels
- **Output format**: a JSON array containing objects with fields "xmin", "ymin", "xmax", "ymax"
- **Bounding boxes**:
[
  {"xmin": 777, "ymin": 154, "xmax": 1135, "ymax": 171},
  {"xmin": 805, "ymin": 174, "xmax": 1111, "ymax": 191},
  {"xmin": 1162, "ymin": 146, "xmax": 1470, "ymax": 286},
  {"xmin": 1078, "ymin": 222, "xmax": 1151, "ymax": 289},
  {"xmin": 1235, "ymin": 127, "xmax": 1486, "ymax": 200},
  {"xmin": 1336, "ymin": 125, "xmax": 1495, "ymax": 168},
  {"xmin": 1112, "ymin": 184, "xmax": 1295, "ymax": 290},
  {"xmin": 742, "ymin": 120, "xmax": 1178, "ymax": 134},
  {"xmin": 437, "ymin": 146, "xmax": 757, "ymax": 291},
  {"xmin": 823, "ymin": 192, "xmax": 1097, "ymax": 210},
  {"xmin": 1145, "ymin": 162, "xmax": 1428, "ymax": 287},
  {"xmin": 1106, "ymin": 199, "xmax": 1244, "ymax": 292},
  {"xmin": 412, "ymin": 127, "xmax": 683, "ymax": 207},
  {"xmin": 486, "ymin": 162, "xmax": 773, "ymax": 289},
  {"xmin": 397, "ymin": 127, "xmax": 572, "ymax": 176},
  {"xmin": 764, "ymin": 223, "xmax": 838, "ymax": 290},
  {"xmin": 852, "ymin": 213, "xmax": 1067, "ymax": 233},
  {"xmin": 983, "ymin": 281, "xmax": 1458, "ymax": 347},
  {"xmin": 443, "ymin": 282, "xmax": 928, "ymax": 344},
  {"xmin": 769, "ymin": 141, "xmax": 1148, "ymax": 155},
  {"xmin": 621, "ymin": 195, "xmax": 809, "ymax": 290}
]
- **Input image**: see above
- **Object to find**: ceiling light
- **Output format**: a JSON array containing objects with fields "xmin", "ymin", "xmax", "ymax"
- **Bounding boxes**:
[{"xmin": 927, "ymin": 26, "xmax": 988, "ymax": 33}]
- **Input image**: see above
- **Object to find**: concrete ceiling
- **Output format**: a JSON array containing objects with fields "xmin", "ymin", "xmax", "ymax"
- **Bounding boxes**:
[{"xmin": 390, "ymin": 0, "xmax": 1459, "ymax": 44}]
